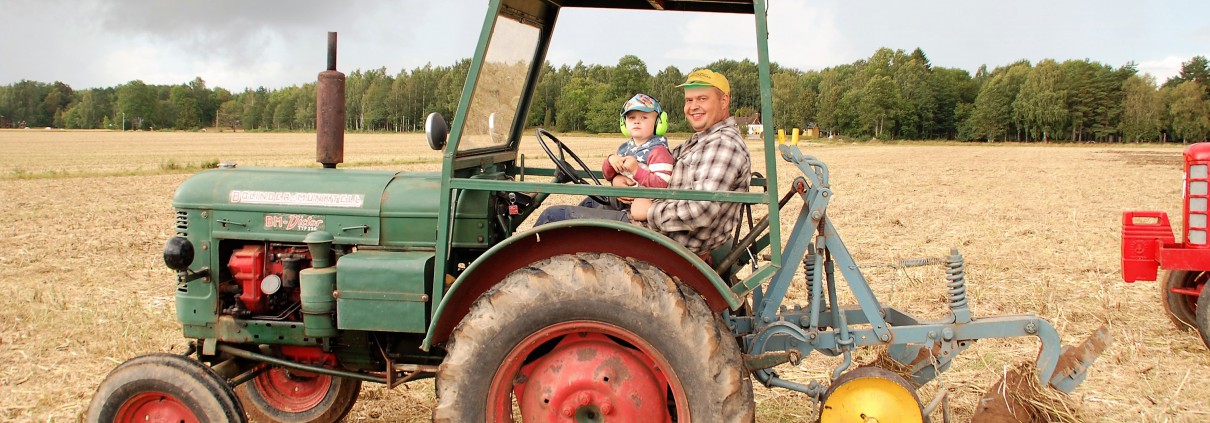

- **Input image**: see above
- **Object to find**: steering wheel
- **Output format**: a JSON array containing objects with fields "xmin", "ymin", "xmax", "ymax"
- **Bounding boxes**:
[{"xmin": 535, "ymin": 128, "xmax": 612, "ymax": 205}]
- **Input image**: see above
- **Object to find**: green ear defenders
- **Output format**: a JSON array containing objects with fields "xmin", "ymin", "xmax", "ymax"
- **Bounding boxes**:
[
  {"xmin": 619, "ymin": 93, "xmax": 668, "ymax": 138},
  {"xmin": 620, "ymin": 111, "xmax": 669, "ymax": 138}
]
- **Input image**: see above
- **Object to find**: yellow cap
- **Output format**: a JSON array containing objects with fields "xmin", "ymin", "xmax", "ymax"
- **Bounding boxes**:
[{"xmin": 677, "ymin": 68, "xmax": 730, "ymax": 97}]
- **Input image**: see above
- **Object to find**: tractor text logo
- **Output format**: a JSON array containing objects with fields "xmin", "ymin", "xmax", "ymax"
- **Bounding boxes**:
[
  {"xmin": 229, "ymin": 190, "xmax": 364, "ymax": 208},
  {"xmin": 264, "ymin": 214, "xmax": 326, "ymax": 232}
]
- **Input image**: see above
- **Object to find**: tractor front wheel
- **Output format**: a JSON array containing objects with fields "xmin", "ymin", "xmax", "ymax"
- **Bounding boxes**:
[
  {"xmin": 1161, "ymin": 270, "xmax": 1204, "ymax": 331},
  {"xmin": 86, "ymin": 353, "xmax": 246, "ymax": 423},
  {"xmin": 433, "ymin": 253, "xmax": 754, "ymax": 422},
  {"xmin": 236, "ymin": 367, "xmax": 361, "ymax": 423}
]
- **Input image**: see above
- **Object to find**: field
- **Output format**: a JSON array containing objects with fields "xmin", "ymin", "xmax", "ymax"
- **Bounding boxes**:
[{"xmin": 1, "ymin": 129, "xmax": 1208, "ymax": 422}]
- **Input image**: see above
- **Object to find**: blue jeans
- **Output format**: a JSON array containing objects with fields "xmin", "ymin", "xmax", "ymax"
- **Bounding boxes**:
[{"xmin": 534, "ymin": 203, "xmax": 632, "ymax": 226}]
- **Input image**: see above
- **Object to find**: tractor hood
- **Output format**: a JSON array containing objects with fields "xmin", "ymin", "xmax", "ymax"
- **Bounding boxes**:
[{"xmin": 173, "ymin": 167, "xmax": 463, "ymax": 247}]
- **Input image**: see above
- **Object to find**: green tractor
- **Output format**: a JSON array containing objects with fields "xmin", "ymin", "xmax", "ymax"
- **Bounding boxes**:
[{"xmin": 87, "ymin": 1, "xmax": 1109, "ymax": 421}]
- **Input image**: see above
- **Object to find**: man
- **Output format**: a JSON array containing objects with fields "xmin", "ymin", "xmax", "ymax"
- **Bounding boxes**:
[
  {"xmin": 630, "ymin": 69, "xmax": 751, "ymax": 255},
  {"xmin": 534, "ymin": 69, "xmax": 751, "ymax": 256}
]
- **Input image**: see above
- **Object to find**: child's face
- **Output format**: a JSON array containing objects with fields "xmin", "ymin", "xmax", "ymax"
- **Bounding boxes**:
[{"xmin": 624, "ymin": 110, "xmax": 659, "ymax": 141}]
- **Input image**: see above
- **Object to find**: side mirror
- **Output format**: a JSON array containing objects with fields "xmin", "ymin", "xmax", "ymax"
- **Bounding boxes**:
[{"xmin": 425, "ymin": 112, "xmax": 448, "ymax": 151}]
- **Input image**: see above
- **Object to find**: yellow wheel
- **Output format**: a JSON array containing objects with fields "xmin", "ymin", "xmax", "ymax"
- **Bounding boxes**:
[{"xmin": 820, "ymin": 367, "xmax": 926, "ymax": 423}]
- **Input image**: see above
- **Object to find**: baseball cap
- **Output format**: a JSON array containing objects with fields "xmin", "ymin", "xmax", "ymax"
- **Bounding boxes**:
[
  {"xmin": 677, "ymin": 68, "xmax": 730, "ymax": 96},
  {"xmin": 620, "ymin": 93, "xmax": 663, "ymax": 116}
]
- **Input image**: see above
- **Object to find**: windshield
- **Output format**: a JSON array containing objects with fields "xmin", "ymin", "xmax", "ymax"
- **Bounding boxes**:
[{"xmin": 457, "ymin": 14, "xmax": 539, "ymax": 153}]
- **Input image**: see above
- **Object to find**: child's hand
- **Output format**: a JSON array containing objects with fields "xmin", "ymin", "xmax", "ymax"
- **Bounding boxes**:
[
  {"xmin": 619, "ymin": 156, "xmax": 640, "ymax": 173},
  {"xmin": 607, "ymin": 154, "xmax": 626, "ymax": 170}
]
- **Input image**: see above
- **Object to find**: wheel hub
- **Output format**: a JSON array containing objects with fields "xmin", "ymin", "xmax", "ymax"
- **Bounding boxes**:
[
  {"xmin": 519, "ymin": 333, "xmax": 667, "ymax": 421},
  {"xmin": 115, "ymin": 392, "xmax": 199, "ymax": 423},
  {"xmin": 253, "ymin": 367, "xmax": 332, "ymax": 412}
]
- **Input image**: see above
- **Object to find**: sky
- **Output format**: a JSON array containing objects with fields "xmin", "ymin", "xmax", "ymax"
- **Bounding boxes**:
[{"xmin": 1, "ymin": 0, "xmax": 1207, "ymax": 91}]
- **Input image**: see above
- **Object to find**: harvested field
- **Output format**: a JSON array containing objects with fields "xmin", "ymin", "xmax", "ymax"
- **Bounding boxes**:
[{"xmin": 1, "ymin": 129, "xmax": 1208, "ymax": 422}]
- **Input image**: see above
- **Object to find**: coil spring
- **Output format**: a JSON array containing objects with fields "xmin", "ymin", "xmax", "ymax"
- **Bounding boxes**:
[
  {"xmin": 803, "ymin": 251, "xmax": 817, "ymax": 302},
  {"xmin": 945, "ymin": 249, "xmax": 968, "ymax": 310}
]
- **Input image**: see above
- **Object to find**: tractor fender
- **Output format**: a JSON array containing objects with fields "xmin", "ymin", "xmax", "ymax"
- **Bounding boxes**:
[{"xmin": 422, "ymin": 219, "xmax": 742, "ymax": 350}]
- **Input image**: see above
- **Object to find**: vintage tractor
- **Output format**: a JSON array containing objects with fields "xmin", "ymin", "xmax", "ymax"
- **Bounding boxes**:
[
  {"xmin": 1122, "ymin": 142, "xmax": 1210, "ymax": 349},
  {"xmin": 87, "ymin": 1, "xmax": 1110, "ymax": 422}
]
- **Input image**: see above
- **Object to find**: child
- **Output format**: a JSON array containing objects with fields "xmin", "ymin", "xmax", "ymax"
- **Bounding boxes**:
[{"xmin": 587, "ymin": 93, "xmax": 674, "ymax": 209}]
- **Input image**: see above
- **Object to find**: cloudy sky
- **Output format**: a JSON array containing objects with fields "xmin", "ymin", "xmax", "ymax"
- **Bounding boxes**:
[{"xmin": 2, "ymin": 0, "xmax": 1206, "ymax": 91}]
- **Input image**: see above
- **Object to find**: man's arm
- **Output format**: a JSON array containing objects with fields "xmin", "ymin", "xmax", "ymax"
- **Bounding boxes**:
[{"xmin": 645, "ymin": 135, "xmax": 749, "ymax": 233}]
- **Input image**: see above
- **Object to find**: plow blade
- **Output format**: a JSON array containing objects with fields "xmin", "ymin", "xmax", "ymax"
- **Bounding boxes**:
[{"xmin": 971, "ymin": 325, "xmax": 1111, "ymax": 422}]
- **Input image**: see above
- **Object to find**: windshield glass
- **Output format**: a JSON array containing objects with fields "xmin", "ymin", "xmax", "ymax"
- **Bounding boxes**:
[{"xmin": 457, "ymin": 14, "xmax": 539, "ymax": 153}]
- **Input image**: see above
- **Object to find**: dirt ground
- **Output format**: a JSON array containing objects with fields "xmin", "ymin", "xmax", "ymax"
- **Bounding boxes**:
[{"xmin": 1, "ymin": 129, "xmax": 1207, "ymax": 422}]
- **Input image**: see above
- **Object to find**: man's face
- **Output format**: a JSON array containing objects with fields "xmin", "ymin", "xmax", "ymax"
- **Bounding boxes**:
[
  {"xmin": 683, "ymin": 87, "xmax": 730, "ymax": 132},
  {"xmin": 624, "ymin": 110, "xmax": 658, "ymax": 141}
]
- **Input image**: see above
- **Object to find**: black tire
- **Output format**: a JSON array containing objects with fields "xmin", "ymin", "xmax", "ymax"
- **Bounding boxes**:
[
  {"xmin": 1161, "ymin": 270, "xmax": 1203, "ymax": 331},
  {"xmin": 1196, "ymin": 283, "xmax": 1210, "ymax": 350},
  {"xmin": 86, "ymin": 353, "xmax": 247, "ymax": 423},
  {"xmin": 433, "ymin": 252, "xmax": 754, "ymax": 422},
  {"xmin": 236, "ymin": 367, "xmax": 361, "ymax": 423}
]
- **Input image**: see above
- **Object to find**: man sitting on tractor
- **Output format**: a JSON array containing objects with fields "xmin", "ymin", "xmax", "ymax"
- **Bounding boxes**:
[{"xmin": 537, "ymin": 69, "xmax": 751, "ymax": 256}]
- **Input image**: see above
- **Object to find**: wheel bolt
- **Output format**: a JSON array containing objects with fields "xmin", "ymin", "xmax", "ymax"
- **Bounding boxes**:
[
  {"xmin": 601, "ymin": 401, "xmax": 613, "ymax": 415},
  {"xmin": 578, "ymin": 392, "xmax": 592, "ymax": 405},
  {"xmin": 561, "ymin": 407, "xmax": 573, "ymax": 417}
]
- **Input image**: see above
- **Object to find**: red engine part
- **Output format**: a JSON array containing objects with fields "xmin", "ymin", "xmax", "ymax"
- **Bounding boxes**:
[
  {"xmin": 280, "ymin": 345, "xmax": 337, "ymax": 367},
  {"xmin": 228, "ymin": 245, "xmax": 269, "ymax": 313},
  {"xmin": 227, "ymin": 244, "xmax": 311, "ymax": 314}
]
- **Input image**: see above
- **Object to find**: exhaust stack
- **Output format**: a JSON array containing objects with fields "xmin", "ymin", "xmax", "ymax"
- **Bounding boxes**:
[{"xmin": 316, "ymin": 32, "xmax": 345, "ymax": 168}]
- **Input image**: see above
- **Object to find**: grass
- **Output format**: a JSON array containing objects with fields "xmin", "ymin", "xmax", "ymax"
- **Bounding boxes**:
[{"xmin": 0, "ymin": 129, "xmax": 1208, "ymax": 421}]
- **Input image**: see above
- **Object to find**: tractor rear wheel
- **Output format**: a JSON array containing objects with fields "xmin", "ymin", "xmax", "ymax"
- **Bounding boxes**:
[
  {"xmin": 433, "ymin": 252, "xmax": 754, "ymax": 422},
  {"xmin": 86, "ymin": 353, "xmax": 246, "ymax": 423},
  {"xmin": 236, "ymin": 367, "xmax": 361, "ymax": 423},
  {"xmin": 1161, "ymin": 270, "xmax": 1204, "ymax": 331},
  {"xmin": 1196, "ymin": 283, "xmax": 1210, "ymax": 349}
]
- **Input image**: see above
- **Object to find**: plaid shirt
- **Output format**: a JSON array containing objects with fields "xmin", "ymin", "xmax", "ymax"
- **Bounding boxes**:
[{"xmin": 647, "ymin": 117, "xmax": 751, "ymax": 254}]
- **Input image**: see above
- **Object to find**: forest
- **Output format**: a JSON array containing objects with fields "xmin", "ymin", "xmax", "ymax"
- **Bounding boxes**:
[{"xmin": 2, "ymin": 48, "xmax": 1208, "ymax": 142}]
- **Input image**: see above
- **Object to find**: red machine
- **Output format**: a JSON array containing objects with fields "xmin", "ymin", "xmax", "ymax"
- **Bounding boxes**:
[{"xmin": 1122, "ymin": 142, "xmax": 1210, "ymax": 349}]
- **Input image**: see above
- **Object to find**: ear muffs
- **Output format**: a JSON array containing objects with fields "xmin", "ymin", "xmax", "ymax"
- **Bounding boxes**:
[{"xmin": 620, "ymin": 111, "xmax": 669, "ymax": 138}]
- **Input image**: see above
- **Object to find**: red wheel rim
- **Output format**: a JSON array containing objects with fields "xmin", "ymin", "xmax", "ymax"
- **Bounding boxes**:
[
  {"xmin": 487, "ymin": 321, "xmax": 688, "ymax": 422},
  {"xmin": 252, "ymin": 367, "xmax": 332, "ymax": 412},
  {"xmin": 115, "ymin": 392, "xmax": 199, "ymax": 423}
]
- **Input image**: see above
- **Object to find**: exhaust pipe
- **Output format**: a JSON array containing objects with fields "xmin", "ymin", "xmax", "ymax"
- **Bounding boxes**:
[{"xmin": 316, "ymin": 31, "xmax": 345, "ymax": 168}]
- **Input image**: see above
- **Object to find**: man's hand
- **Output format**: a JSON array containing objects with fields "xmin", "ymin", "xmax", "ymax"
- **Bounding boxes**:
[
  {"xmin": 611, "ymin": 175, "xmax": 636, "ymax": 204},
  {"xmin": 630, "ymin": 198, "xmax": 652, "ymax": 222}
]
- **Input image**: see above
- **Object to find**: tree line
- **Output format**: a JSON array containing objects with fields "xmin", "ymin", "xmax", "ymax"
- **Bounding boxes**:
[{"xmin": 2, "ymin": 49, "xmax": 1209, "ymax": 142}]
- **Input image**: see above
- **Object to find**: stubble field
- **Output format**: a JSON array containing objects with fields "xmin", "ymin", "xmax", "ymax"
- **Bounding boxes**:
[{"xmin": 0, "ymin": 129, "xmax": 1207, "ymax": 422}]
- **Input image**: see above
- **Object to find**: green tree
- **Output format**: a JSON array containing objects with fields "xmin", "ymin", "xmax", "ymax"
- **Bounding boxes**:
[
  {"xmin": 1168, "ymin": 80, "xmax": 1210, "ymax": 142},
  {"xmin": 216, "ymin": 99, "xmax": 241, "ymax": 130},
  {"xmin": 858, "ymin": 75, "xmax": 900, "ymax": 138},
  {"xmin": 1013, "ymin": 59, "xmax": 1067, "ymax": 141},
  {"xmin": 650, "ymin": 66, "xmax": 685, "ymax": 131},
  {"xmin": 118, "ymin": 80, "xmax": 157, "ymax": 130},
  {"xmin": 1120, "ymin": 74, "xmax": 1162, "ymax": 142},
  {"xmin": 555, "ymin": 77, "xmax": 599, "ymax": 132},
  {"xmin": 170, "ymin": 85, "xmax": 202, "ymax": 129}
]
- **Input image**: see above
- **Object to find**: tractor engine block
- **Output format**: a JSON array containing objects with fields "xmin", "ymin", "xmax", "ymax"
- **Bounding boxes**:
[{"xmin": 225, "ymin": 243, "xmax": 310, "ymax": 317}]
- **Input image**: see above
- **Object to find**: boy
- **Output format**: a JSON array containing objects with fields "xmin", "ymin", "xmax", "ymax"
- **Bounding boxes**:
[
  {"xmin": 590, "ymin": 93, "xmax": 674, "ymax": 209},
  {"xmin": 534, "ymin": 93, "xmax": 673, "ymax": 224}
]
